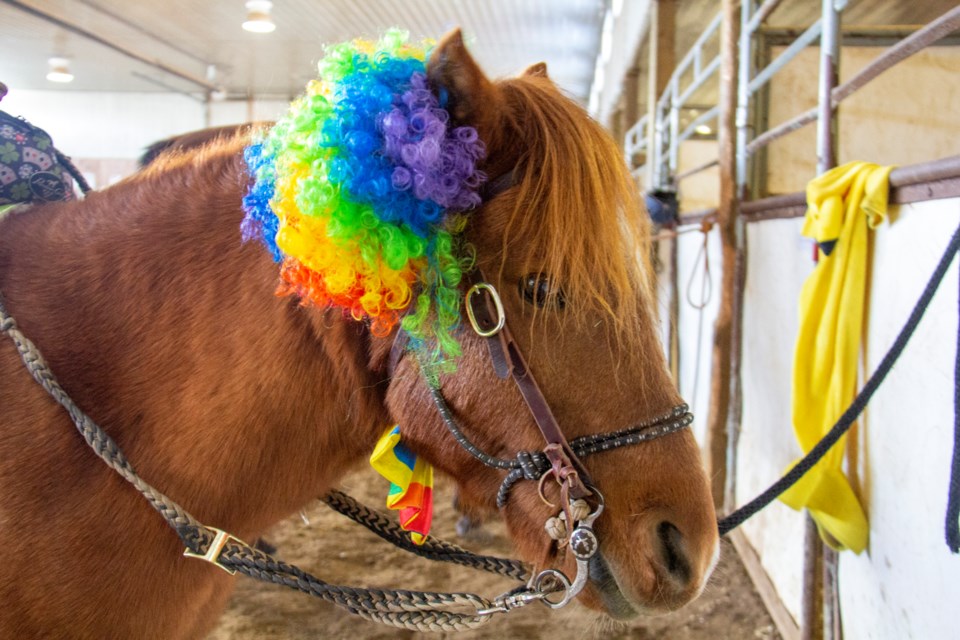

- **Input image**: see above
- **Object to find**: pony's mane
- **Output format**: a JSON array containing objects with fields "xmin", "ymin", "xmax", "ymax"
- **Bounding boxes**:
[
  {"xmin": 493, "ymin": 78, "xmax": 653, "ymax": 350},
  {"xmin": 137, "ymin": 131, "xmax": 249, "ymax": 178}
]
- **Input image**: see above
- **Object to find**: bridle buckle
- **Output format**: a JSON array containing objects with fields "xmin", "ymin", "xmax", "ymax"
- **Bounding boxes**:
[{"xmin": 465, "ymin": 282, "xmax": 505, "ymax": 337}]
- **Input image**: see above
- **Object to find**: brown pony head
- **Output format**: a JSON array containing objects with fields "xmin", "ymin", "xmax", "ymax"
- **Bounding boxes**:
[{"xmin": 385, "ymin": 31, "xmax": 718, "ymax": 617}]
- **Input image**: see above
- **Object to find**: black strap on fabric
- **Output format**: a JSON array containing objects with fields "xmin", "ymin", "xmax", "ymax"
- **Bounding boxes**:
[
  {"xmin": 719, "ymin": 222, "xmax": 960, "ymax": 555},
  {"xmin": 54, "ymin": 148, "xmax": 92, "ymax": 195}
]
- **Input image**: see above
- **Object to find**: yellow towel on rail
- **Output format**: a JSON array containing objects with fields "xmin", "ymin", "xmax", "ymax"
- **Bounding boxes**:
[{"xmin": 780, "ymin": 161, "xmax": 894, "ymax": 554}]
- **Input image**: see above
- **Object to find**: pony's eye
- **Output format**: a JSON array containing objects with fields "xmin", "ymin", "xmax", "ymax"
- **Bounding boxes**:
[{"xmin": 519, "ymin": 274, "xmax": 565, "ymax": 309}]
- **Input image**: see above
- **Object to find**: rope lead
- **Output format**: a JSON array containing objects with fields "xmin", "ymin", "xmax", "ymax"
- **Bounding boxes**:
[
  {"xmin": 719, "ymin": 222, "xmax": 960, "ymax": 554},
  {"xmin": 947, "ymin": 254, "xmax": 960, "ymax": 552}
]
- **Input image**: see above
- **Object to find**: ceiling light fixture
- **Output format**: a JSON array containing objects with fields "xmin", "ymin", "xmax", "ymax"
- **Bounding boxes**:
[
  {"xmin": 46, "ymin": 57, "xmax": 74, "ymax": 83},
  {"xmin": 242, "ymin": 0, "xmax": 276, "ymax": 33},
  {"xmin": 695, "ymin": 124, "xmax": 713, "ymax": 136}
]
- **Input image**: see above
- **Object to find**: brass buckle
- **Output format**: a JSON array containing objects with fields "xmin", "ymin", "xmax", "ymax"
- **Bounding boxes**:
[
  {"xmin": 465, "ymin": 283, "xmax": 505, "ymax": 337},
  {"xmin": 183, "ymin": 527, "xmax": 244, "ymax": 575}
]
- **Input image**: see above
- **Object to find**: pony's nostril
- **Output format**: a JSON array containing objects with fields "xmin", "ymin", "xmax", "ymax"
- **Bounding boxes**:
[{"xmin": 656, "ymin": 521, "xmax": 692, "ymax": 584}]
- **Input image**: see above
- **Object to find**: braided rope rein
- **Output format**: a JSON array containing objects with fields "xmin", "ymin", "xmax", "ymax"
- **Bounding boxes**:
[
  {"xmin": 0, "ymin": 294, "xmax": 532, "ymax": 632},
  {"xmin": 321, "ymin": 490, "xmax": 528, "ymax": 581}
]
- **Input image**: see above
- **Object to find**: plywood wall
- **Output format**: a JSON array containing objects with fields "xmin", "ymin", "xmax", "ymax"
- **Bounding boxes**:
[{"xmin": 766, "ymin": 46, "xmax": 960, "ymax": 195}]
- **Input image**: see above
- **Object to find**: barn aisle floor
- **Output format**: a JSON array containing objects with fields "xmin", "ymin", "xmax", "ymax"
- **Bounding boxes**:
[{"xmin": 207, "ymin": 468, "xmax": 781, "ymax": 639}]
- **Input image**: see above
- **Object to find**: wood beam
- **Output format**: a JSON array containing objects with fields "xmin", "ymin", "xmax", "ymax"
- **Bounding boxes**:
[{"xmin": 704, "ymin": 0, "xmax": 741, "ymax": 509}]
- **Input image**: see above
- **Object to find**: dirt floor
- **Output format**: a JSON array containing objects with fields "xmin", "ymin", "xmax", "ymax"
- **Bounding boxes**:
[{"xmin": 207, "ymin": 469, "xmax": 781, "ymax": 640}]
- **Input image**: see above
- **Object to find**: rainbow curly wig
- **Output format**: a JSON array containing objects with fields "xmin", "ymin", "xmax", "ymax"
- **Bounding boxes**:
[{"xmin": 242, "ymin": 30, "xmax": 486, "ymax": 365}]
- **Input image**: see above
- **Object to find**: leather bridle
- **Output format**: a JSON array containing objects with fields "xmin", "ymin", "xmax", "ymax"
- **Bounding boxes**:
[
  {"xmin": 387, "ymin": 268, "xmax": 694, "ymax": 509},
  {"xmin": 385, "ymin": 173, "xmax": 694, "ymax": 609}
]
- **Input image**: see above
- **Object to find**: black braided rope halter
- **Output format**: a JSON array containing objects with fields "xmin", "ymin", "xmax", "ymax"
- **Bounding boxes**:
[{"xmin": 422, "ymin": 381, "xmax": 693, "ymax": 507}]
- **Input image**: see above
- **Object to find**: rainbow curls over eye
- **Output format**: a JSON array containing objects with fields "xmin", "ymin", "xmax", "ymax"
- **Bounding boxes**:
[{"xmin": 241, "ymin": 30, "xmax": 486, "ymax": 366}]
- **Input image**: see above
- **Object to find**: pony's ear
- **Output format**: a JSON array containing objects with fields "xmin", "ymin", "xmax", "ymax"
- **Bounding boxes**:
[
  {"xmin": 428, "ymin": 29, "xmax": 499, "ymax": 132},
  {"xmin": 521, "ymin": 62, "xmax": 549, "ymax": 78}
]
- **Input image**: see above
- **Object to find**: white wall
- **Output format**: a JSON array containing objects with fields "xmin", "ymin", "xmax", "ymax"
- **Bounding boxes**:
[
  {"xmin": 673, "ymin": 226, "xmax": 722, "ymax": 449},
  {"xmin": 207, "ymin": 98, "xmax": 289, "ymax": 128},
  {"xmin": 1, "ymin": 90, "xmax": 205, "ymax": 159},
  {"xmin": 731, "ymin": 199, "xmax": 960, "ymax": 638},
  {"xmin": 838, "ymin": 199, "xmax": 960, "ymax": 639},
  {"xmin": 1, "ymin": 90, "xmax": 291, "ymax": 188},
  {"xmin": 737, "ymin": 217, "xmax": 816, "ymax": 625}
]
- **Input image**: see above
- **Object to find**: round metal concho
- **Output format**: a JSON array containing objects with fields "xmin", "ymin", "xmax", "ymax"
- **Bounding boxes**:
[{"xmin": 569, "ymin": 527, "xmax": 598, "ymax": 560}]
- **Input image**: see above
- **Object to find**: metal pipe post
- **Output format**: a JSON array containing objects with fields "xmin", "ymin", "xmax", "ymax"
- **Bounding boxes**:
[
  {"xmin": 645, "ymin": 1, "xmax": 661, "ymax": 189},
  {"xmin": 735, "ymin": 0, "xmax": 754, "ymax": 191},
  {"xmin": 816, "ymin": 0, "xmax": 844, "ymax": 174},
  {"xmin": 805, "ymin": 6, "xmax": 846, "ymax": 639},
  {"xmin": 668, "ymin": 81, "xmax": 681, "ymax": 180},
  {"xmin": 704, "ymin": 0, "xmax": 741, "ymax": 510}
]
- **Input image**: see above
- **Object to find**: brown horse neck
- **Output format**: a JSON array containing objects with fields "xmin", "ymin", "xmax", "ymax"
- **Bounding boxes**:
[{"xmin": 0, "ymin": 142, "xmax": 392, "ymax": 540}]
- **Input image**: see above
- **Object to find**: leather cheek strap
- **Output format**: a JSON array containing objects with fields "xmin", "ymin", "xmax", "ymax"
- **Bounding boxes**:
[
  {"xmin": 385, "ymin": 269, "xmax": 596, "ymax": 504},
  {"xmin": 466, "ymin": 269, "xmax": 594, "ymax": 501}
]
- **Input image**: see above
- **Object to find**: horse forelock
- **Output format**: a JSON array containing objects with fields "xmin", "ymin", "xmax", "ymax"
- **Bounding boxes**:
[{"xmin": 483, "ymin": 78, "xmax": 655, "ymax": 360}]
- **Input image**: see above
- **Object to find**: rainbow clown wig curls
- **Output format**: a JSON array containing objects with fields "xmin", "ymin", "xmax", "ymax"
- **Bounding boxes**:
[{"xmin": 242, "ymin": 30, "xmax": 486, "ymax": 366}]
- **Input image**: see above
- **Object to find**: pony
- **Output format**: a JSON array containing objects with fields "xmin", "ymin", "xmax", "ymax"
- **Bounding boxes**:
[{"xmin": 0, "ymin": 30, "xmax": 718, "ymax": 639}]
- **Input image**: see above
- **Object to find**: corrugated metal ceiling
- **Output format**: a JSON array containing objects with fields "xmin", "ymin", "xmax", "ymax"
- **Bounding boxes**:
[{"xmin": 0, "ymin": 0, "xmax": 607, "ymax": 102}]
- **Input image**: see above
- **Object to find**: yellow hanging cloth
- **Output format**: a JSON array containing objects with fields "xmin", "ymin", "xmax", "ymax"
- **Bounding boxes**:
[{"xmin": 780, "ymin": 161, "xmax": 894, "ymax": 554}]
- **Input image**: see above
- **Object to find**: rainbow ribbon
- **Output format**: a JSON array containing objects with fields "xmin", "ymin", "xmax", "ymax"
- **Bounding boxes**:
[{"xmin": 369, "ymin": 425, "xmax": 434, "ymax": 544}]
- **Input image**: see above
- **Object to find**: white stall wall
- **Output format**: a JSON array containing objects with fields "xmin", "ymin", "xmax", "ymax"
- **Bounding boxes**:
[
  {"xmin": 737, "ymin": 217, "xmax": 814, "ymax": 625},
  {"xmin": 838, "ymin": 199, "xmax": 960, "ymax": 639},
  {"xmin": 673, "ymin": 226, "xmax": 722, "ymax": 449},
  {"xmin": 731, "ymin": 199, "xmax": 960, "ymax": 637}
]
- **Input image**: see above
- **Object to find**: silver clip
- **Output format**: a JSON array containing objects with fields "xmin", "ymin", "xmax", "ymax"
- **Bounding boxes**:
[
  {"xmin": 482, "ymin": 491, "xmax": 606, "ymax": 616},
  {"xmin": 476, "ymin": 589, "xmax": 547, "ymax": 615}
]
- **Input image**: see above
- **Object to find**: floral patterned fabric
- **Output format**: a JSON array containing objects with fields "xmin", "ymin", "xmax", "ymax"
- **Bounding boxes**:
[{"xmin": 0, "ymin": 110, "xmax": 76, "ymax": 206}]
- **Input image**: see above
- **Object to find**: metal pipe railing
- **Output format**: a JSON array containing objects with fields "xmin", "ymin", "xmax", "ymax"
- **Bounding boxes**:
[
  {"xmin": 626, "ymin": 11, "xmax": 724, "ymax": 189},
  {"xmin": 747, "ymin": 3, "xmax": 960, "ymax": 155},
  {"xmin": 679, "ymin": 106, "xmax": 720, "ymax": 144},
  {"xmin": 624, "ymin": 115, "xmax": 649, "ymax": 163},
  {"xmin": 748, "ymin": 20, "xmax": 823, "ymax": 95},
  {"xmin": 675, "ymin": 158, "xmax": 720, "ymax": 183},
  {"xmin": 625, "ymin": 0, "xmax": 960, "ymax": 200},
  {"xmin": 816, "ymin": 0, "xmax": 845, "ymax": 175},
  {"xmin": 673, "ymin": 13, "xmax": 724, "ymax": 87},
  {"xmin": 747, "ymin": 0, "xmax": 786, "ymax": 34}
]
